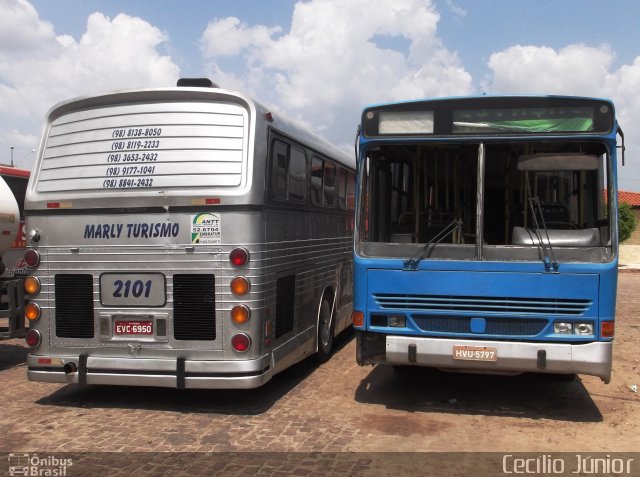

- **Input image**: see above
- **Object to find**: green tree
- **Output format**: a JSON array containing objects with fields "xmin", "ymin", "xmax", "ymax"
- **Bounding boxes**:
[{"xmin": 619, "ymin": 202, "xmax": 638, "ymax": 243}]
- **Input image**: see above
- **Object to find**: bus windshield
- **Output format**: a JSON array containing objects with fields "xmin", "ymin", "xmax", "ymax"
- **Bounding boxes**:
[{"xmin": 358, "ymin": 140, "xmax": 611, "ymax": 263}]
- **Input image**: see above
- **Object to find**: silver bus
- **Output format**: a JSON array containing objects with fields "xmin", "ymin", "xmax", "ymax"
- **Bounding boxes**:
[{"xmin": 25, "ymin": 78, "xmax": 356, "ymax": 389}]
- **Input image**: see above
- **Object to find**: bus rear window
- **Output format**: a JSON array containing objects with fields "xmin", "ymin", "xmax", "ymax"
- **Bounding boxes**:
[{"xmin": 37, "ymin": 101, "xmax": 248, "ymax": 194}]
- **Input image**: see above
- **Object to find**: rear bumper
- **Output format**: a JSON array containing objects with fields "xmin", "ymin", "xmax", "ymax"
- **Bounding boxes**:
[
  {"xmin": 359, "ymin": 331, "xmax": 613, "ymax": 383},
  {"xmin": 27, "ymin": 353, "xmax": 273, "ymax": 389}
]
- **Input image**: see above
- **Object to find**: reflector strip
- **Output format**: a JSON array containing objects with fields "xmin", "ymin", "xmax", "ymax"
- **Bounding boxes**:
[
  {"xmin": 191, "ymin": 198, "xmax": 221, "ymax": 205},
  {"xmin": 47, "ymin": 202, "xmax": 73, "ymax": 209}
]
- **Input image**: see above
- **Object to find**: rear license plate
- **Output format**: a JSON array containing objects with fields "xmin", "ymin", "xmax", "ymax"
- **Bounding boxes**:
[
  {"xmin": 114, "ymin": 320, "xmax": 153, "ymax": 335},
  {"xmin": 100, "ymin": 273, "xmax": 166, "ymax": 306},
  {"xmin": 453, "ymin": 345, "xmax": 497, "ymax": 362}
]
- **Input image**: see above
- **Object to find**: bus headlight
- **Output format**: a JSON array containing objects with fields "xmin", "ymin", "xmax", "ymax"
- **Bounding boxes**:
[
  {"xmin": 574, "ymin": 323, "xmax": 594, "ymax": 335},
  {"xmin": 554, "ymin": 322, "xmax": 573, "ymax": 334},
  {"xmin": 388, "ymin": 315, "xmax": 406, "ymax": 328}
]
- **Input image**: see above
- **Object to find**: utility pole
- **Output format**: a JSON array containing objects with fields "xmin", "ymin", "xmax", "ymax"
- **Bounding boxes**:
[{"xmin": 10, "ymin": 146, "xmax": 14, "ymax": 167}]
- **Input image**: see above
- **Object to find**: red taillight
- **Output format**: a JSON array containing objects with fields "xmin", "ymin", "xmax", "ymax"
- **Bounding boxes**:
[
  {"xmin": 231, "ymin": 333, "xmax": 251, "ymax": 352},
  {"xmin": 229, "ymin": 248, "xmax": 249, "ymax": 267},
  {"xmin": 601, "ymin": 321, "xmax": 615, "ymax": 338},
  {"xmin": 24, "ymin": 249, "xmax": 40, "ymax": 267},
  {"xmin": 25, "ymin": 329, "xmax": 41, "ymax": 348}
]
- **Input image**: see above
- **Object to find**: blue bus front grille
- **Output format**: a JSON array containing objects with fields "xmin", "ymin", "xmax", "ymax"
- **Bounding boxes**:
[
  {"xmin": 412, "ymin": 315, "xmax": 547, "ymax": 336},
  {"xmin": 373, "ymin": 293, "xmax": 591, "ymax": 316}
]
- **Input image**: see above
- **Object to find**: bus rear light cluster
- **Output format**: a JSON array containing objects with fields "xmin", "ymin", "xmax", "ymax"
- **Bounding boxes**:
[
  {"xmin": 231, "ymin": 333, "xmax": 251, "ymax": 352},
  {"xmin": 25, "ymin": 329, "xmax": 41, "ymax": 348},
  {"xmin": 230, "ymin": 276, "xmax": 250, "ymax": 296},
  {"xmin": 231, "ymin": 305, "xmax": 251, "ymax": 324},
  {"xmin": 229, "ymin": 248, "xmax": 249, "ymax": 267},
  {"xmin": 24, "ymin": 249, "xmax": 40, "ymax": 267}
]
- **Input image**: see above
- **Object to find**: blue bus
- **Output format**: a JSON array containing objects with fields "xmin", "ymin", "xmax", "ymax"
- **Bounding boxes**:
[{"xmin": 353, "ymin": 96, "xmax": 624, "ymax": 383}]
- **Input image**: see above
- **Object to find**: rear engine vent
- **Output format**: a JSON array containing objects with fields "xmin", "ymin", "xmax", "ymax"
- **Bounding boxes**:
[
  {"xmin": 275, "ymin": 275, "xmax": 296, "ymax": 338},
  {"xmin": 55, "ymin": 274, "xmax": 95, "ymax": 338},
  {"xmin": 173, "ymin": 274, "xmax": 215, "ymax": 341}
]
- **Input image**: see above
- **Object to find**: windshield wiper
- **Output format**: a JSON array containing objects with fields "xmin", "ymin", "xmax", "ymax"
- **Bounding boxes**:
[
  {"xmin": 403, "ymin": 218, "xmax": 463, "ymax": 270},
  {"xmin": 525, "ymin": 173, "xmax": 559, "ymax": 272}
]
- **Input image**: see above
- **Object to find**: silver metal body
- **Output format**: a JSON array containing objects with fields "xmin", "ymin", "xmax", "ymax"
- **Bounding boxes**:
[{"xmin": 26, "ymin": 86, "xmax": 355, "ymax": 388}]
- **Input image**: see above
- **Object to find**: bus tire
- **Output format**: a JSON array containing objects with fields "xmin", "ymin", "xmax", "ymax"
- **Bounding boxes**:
[{"xmin": 315, "ymin": 296, "xmax": 334, "ymax": 363}]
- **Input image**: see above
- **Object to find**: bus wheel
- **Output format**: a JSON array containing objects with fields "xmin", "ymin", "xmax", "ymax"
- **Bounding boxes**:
[{"xmin": 315, "ymin": 297, "xmax": 334, "ymax": 363}]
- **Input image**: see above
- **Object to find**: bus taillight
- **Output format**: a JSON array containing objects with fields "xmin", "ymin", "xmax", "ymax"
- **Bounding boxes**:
[
  {"xmin": 352, "ymin": 311, "xmax": 364, "ymax": 327},
  {"xmin": 25, "ymin": 329, "xmax": 41, "ymax": 348},
  {"xmin": 231, "ymin": 305, "xmax": 251, "ymax": 324},
  {"xmin": 24, "ymin": 276, "xmax": 41, "ymax": 295},
  {"xmin": 231, "ymin": 333, "xmax": 251, "ymax": 352},
  {"xmin": 230, "ymin": 276, "xmax": 250, "ymax": 296},
  {"xmin": 601, "ymin": 321, "xmax": 615, "ymax": 338},
  {"xmin": 229, "ymin": 248, "xmax": 249, "ymax": 267},
  {"xmin": 24, "ymin": 249, "xmax": 40, "ymax": 267},
  {"xmin": 25, "ymin": 303, "xmax": 41, "ymax": 321}
]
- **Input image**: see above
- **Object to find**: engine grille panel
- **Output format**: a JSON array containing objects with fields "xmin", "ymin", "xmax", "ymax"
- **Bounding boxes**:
[
  {"xmin": 173, "ymin": 274, "xmax": 215, "ymax": 341},
  {"xmin": 275, "ymin": 275, "xmax": 296, "ymax": 338},
  {"xmin": 55, "ymin": 274, "xmax": 95, "ymax": 338}
]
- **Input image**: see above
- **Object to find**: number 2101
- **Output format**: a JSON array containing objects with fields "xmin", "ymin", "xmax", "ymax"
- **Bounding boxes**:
[{"xmin": 113, "ymin": 279, "xmax": 152, "ymax": 298}]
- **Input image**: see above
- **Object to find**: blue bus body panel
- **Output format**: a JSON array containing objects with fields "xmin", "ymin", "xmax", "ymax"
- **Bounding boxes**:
[{"xmin": 363, "ymin": 267, "xmax": 609, "ymax": 342}]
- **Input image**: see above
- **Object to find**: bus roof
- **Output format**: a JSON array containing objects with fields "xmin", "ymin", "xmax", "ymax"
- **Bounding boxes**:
[{"xmin": 360, "ymin": 95, "xmax": 616, "ymax": 138}]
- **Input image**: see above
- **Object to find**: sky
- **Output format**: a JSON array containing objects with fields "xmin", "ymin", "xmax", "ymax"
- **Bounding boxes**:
[{"xmin": 1, "ymin": 0, "xmax": 640, "ymax": 191}]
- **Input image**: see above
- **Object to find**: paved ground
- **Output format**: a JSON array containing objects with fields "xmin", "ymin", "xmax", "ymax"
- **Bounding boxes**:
[{"xmin": 0, "ymin": 274, "xmax": 639, "ymax": 475}]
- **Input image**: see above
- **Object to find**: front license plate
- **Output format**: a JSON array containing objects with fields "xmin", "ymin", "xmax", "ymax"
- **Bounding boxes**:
[
  {"xmin": 453, "ymin": 345, "xmax": 497, "ymax": 362},
  {"xmin": 114, "ymin": 320, "xmax": 153, "ymax": 335},
  {"xmin": 100, "ymin": 273, "xmax": 166, "ymax": 306}
]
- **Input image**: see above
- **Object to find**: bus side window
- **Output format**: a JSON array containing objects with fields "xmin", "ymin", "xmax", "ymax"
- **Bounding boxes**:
[
  {"xmin": 271, "ymin": 140, "xmax": 289, "ymax": 201},
  {"xmin": 338, "ymin": 168, "xmax": 347, "ymax": 209},
  {"xmin": 311, "ymin": 156, "xmax": 323, "ymax": 206},
  {"xmin": 288, "ymin": 146, "xmax": 307, "ymax": 203},
  {"xmin": 347, "ymin": 171, "xmax": 356, "ymax": 210},
  {"xmin": 324, "ymin": 160, "xmax": 336, "ymax": 207}
]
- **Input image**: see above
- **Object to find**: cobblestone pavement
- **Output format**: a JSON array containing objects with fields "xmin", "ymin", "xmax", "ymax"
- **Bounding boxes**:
[{"xmin": 0, "ymin": 274, "xmax": 639, "ymax": 474}]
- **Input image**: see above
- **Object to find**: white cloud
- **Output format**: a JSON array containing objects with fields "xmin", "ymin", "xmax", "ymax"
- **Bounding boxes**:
[
  {"xmin": 199, "ymin": 0, "xmax": 472, "ymax": 149},
  {"xmin": 487, "ymin": 44, "xmax": 640, "ymax": 191},
  {"xmin": 0, "ymin": 1, "xmax": 179, "ymax": 168}
]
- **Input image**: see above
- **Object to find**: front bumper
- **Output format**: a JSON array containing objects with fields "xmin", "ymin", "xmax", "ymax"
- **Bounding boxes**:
[
  {"xmin": 27, "ymin": 353, "xmax": 273, "ymax": 389},
  {"xmin": 358, "ymin": 331, "xmax": 613, "ymax": 383}
]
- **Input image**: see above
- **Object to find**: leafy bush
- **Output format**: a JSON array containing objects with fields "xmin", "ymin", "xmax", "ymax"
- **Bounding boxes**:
[{"xmin": 619, "ymin": 202, "xmax": 638, "ymax": 243}]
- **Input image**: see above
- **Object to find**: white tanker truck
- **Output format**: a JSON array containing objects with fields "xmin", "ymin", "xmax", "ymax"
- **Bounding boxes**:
[{"xmin": 0, "ymin": 172, "xmax": 26, "ymax": 339}]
